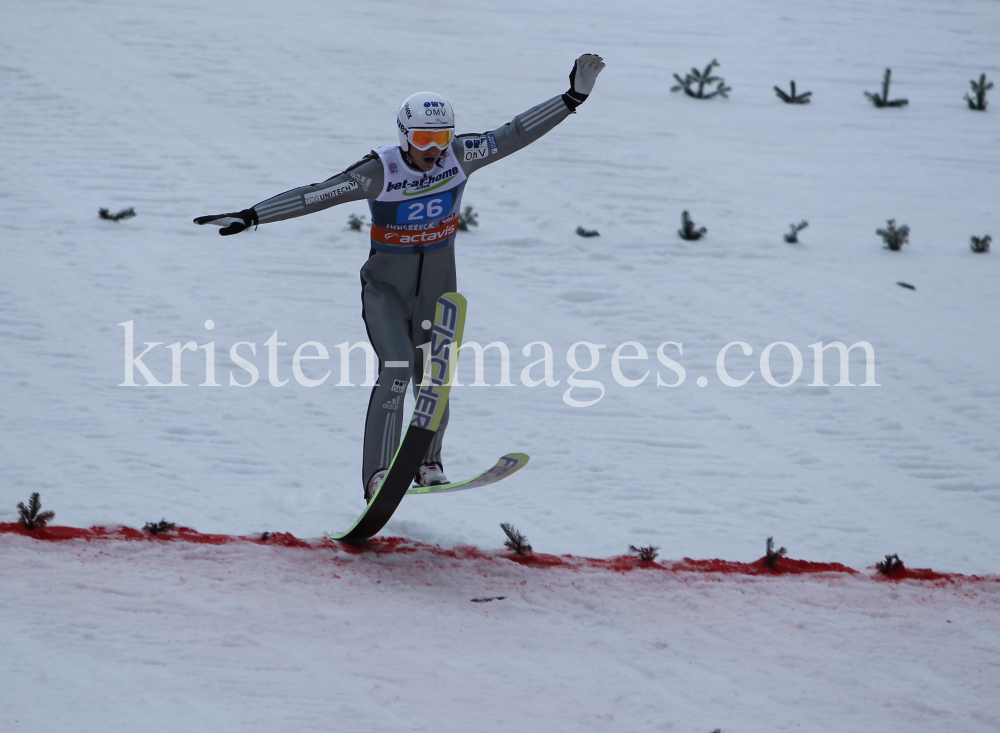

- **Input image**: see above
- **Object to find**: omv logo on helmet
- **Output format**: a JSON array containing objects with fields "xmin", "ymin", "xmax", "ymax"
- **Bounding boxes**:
[
  {"xmin": 396, "ymin": 92, "xmax": 454, "ymax": 148},
  {"xmin": 424, "ymin": 101, "xmax": 449, "ymax": 120}
]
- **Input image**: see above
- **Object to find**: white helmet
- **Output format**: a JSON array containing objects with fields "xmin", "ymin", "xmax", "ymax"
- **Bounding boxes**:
[{"xmin": 396, "ymin": 91, "xmax": 455, "ymax": 152}]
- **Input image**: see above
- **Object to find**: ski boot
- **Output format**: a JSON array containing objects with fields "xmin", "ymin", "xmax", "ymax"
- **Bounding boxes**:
[
  {"xmin": 365, "ymin": 469, "xmax": 387, "ymax": 503},
  {"xmin": 415, "ymin": 463, "xmax": 448, "ymax": 487}
]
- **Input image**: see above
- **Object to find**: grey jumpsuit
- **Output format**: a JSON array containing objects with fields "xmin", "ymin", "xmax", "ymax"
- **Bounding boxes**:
[{"xmin": 246, "ymin": 94, "xmax": 575, "ymax": 489}]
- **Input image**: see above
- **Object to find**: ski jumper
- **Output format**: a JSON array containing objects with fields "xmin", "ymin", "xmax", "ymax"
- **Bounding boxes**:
[{"xmin": 248, "ymin": 94, "xmax": 575, "ymax": 489}]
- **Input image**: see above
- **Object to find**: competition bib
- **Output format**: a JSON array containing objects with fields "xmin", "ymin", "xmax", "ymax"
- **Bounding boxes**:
[{"xmin": 369, "ymin": 144, "xmax": 468, "ymax": 254}]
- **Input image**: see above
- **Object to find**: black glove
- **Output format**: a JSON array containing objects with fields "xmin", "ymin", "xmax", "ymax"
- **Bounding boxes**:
[
  {"xmin": 193, "ymin": 208, "xmax": 258, "ymax": 236},
  {"xmin": 563, "ymin": 54, "xmax": 605, "ymax": 110}
]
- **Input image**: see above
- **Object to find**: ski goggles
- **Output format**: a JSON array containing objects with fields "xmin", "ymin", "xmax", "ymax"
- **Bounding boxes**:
[{"xmin": 408, "ymin": 128, "xmax": 454, "ymax": 151}]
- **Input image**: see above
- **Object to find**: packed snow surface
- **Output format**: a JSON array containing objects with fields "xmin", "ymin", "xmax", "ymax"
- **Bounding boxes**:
[
  {"xmin": 3, "ymin": 529, "xmax": 999, "ymax": 733},
  {"xmin": 2, "ymin": 0, "xmax": 999, "ymax": 730}
]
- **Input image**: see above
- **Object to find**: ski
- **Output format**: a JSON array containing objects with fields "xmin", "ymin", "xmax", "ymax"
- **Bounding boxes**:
[
  {"xmin": 326, "ymin": 292, "xmax": 467, "ymax": 543},
  {"xmin": 405, "ymin": 453, "xmax": 529, "ymax": 495}
]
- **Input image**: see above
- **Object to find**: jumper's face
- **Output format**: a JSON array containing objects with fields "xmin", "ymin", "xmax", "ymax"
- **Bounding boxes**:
[{"xmin": 407, "ymin": 144, "xmax": 445, "ymax": 172}]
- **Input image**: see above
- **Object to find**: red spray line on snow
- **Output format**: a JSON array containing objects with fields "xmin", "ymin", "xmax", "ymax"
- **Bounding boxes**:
[{"xmin": 1, "ymin": 522, "xmax": 993, "ymax": 583}]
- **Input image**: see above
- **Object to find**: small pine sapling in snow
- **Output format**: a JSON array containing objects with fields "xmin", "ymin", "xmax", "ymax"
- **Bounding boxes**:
[
  {"xmin": 970, "ymin": 235, "xmax": 991, "ymax": 253},
  {"xmin": 876, "ymin": 553, "xmax": 905, "ymax": 575},
  {"xmin": 678, "ymin": 211, "xmax": 706, "ymax": 241},
  {"xmin": 671, "ymin": 59, "xmax": 731, "ymax": 100},
  {"xmin": 763, "ymin": 536, "xmax": 787, "ymax": 568},
  {"xmin": 576, "ymin": 226, "xmax": 600, "ymax": 238},
  {"xmin": 17, "ymin": 492, "xmax": 55, "ymax": 530},
  {"xmin": 784, "ymin": 220, "xmax": 809, "ymax": 243},
  {"xmin": 628, "ymin": 544, "xmax": 660, "ymax": 562},
  {"xmin": 144, "ymin": 519, "xmax": 176, "ymax": 535},
  {"xmin": 865, "ymin": 69, "xmax": 908, "ymax": 108},
  {"xmin": 965, "ymin": 73, "xmax": 992, "ymax": 111},
  {"xmin": 99, "ymin": 207, "xmax": 136, "ymax": 222},
  {"xmin": 457, "ymin": 206, "xmax": 479, "ymax": 231},
  {"xmin": 877, "ymin": 219, "xmax": 910, "ymax": 251},
  {"xmin": 774, "ymin": 80, "xmax": 811, "ymax": 104},
  {"xmin": 347, "ymin": 213, "xmax": 368, "ymax": 231},
  {"xmin": 500, "ymin": 522, "xmax": 532, "ymax": 555}
]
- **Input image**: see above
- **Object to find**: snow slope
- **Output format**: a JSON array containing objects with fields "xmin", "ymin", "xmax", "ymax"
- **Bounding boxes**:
[
  {"xmin": 3, "ymin": 529, "xmax": 999, "ymax": 733},
  {"xmin": 1, "ymin": 0, "xmax": 999, "ymax": 729}
]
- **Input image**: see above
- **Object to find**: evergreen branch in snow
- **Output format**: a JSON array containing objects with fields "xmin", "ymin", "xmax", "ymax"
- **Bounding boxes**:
[
  {"xmin": 877, "ymin": 219, "xmax": 910, "ymax": 251},
  {"xmin": 965, "ymin": 73, "xmax": 992, "ymax": 111},
  {"xmin": 671, "ymin": 59, "xmax": 730, "ymax": 99},
  {"xmin": 17, "ymin": 492, "xmax": 55, "ymax": 530},
  {"xmin": 628, "ymin": 544, "xmax": 660, "ymax": 562},
  {"xmin": 783, "ymin": 220, "xmax": 809, "ymax": 243},
  {"xmin": 347, "ymin": 213, "xmax": 368, "ymax": 231},
  {"xmin": 876, "ymin": 553, "xmax": 905, "ymax": 575},
  {"xmin": 576, "ymin": 226, "xmax": 600, "ymax": 238},
  {"xmin": 143, "ymin": 519, "xmax": 176, "ymax": 535},
  {"xmin": 763, "ymin": 536, "xmax": 787, "ymax": 568},
  {"xmin": 864, "ymin": 69, "xmax": 908, "ymax": 108},
  {"xmin": 99, "ymin": 207, "xmax": 136, "ymax": 222},
  {"xmin": 457, "ymin": 206, "xmax": 479, "ymax": 232},
  {"xmin": 678, "ymin": 211, "xmax": 707, "ymax": 241},
  {"xmin": 500, "ymin": 522, "xmax": 532, "ymax": 555},
  {"xmin": 970, "ymin": 235, "xmax": 991, "ymax": 253},
  {"xmin": 774, "ymin": 80, "xmax": 811, "ymax": 104}
]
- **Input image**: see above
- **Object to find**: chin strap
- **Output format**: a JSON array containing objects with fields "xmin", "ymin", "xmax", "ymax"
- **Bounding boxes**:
[{"xmin": 400, "ymin": 148, "xmax": 422, "ymax": 173}]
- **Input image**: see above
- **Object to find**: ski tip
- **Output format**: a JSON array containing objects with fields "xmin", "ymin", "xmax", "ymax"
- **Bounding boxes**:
[
  {"xmin": 438, "ymin": 291, "xmax": 468, "ymax": 310},
  {"xmin": 405, "ymin": 452, "xmax": 530, "ymax": 496}
]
